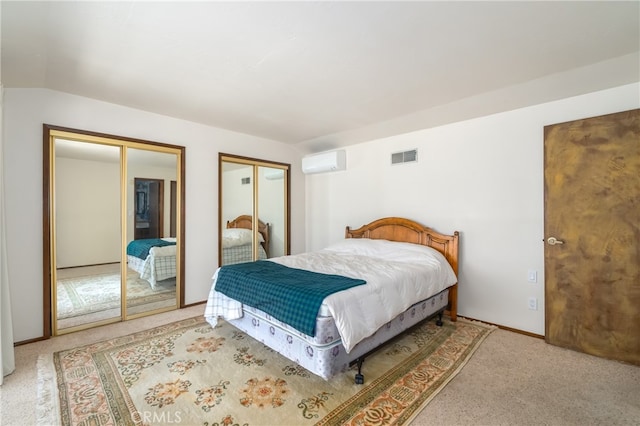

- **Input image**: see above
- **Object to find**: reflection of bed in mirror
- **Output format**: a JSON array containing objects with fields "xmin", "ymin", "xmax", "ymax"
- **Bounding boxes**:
[
  {"xmin": 222, "ymin": 215, "xmax": 269, "ymax": 265},
  {"xmin": 206, "ymin": 217, "xmax": 459, "ymax": 383},
  {"xmin": 126, "ymin": 238, "xmax": 177, "ymax": 289}
]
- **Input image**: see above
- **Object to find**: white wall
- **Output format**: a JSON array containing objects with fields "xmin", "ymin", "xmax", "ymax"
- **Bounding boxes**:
[
  {"xmin": 3, "ymin": 88, "xmax": 305, "ymax": 342},
  {"xmin": 4, "ymin": 84, "xmax": 638, "ymax": 341},
  {"xmin": 221, "ymin": 166, "xmax": 254, "ymax": 225},
  {"xmin": 305, "ymin": 83, "xmax": 640, "ymax": 335},
  {"xmin": 56, "ymin": 156, "xmax": 121, "ymax": 267}
]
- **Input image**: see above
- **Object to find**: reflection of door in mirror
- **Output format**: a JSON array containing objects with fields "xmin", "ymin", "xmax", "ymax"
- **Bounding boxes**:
[
  {"xmin": 44, "ymin": 125, "xmax": 185, "ymax": 337},
  {"xmin": 134, "ymin": 178, "xmax": 164, "ymax": 240},
  {"xmin": 170, "ymin": 181, "xmax": 177, "ymax": 237},
  {"xmin": 219, "ymin": 154, "xmax": 290, "ymax": 266}
]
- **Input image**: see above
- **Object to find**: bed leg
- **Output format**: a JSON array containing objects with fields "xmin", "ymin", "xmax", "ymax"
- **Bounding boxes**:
[
  {"xmin": 436, "ymin": 311, "xmax": 444, "ymax": 327},
  {"xmin": 355, "ymin": 357, "xmax": 365, "ymax": 385}
]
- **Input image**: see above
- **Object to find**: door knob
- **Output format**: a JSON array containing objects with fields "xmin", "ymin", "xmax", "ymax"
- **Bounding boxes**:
[{"xmin": 547, "ymin": 237, "xmax": 565, "ymax": 245}]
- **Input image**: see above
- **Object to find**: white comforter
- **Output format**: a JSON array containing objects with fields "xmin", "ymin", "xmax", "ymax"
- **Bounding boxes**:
[
  {"xmin": 149, "ymin": 244, "xmax": 176, "ymax": 257},
  {"xmin": 204, "ymin": 238, "xmax": 457, "ymax": 352}
]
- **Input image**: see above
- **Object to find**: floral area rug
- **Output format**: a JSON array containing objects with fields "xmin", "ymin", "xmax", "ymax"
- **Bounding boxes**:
[
  {"xmin": 56, "ymin": 272, "xmax": 175, "ymax": 319},
  {"xmin": 37, "ymin": 316, "xmax": 494, "ymax": 425}
]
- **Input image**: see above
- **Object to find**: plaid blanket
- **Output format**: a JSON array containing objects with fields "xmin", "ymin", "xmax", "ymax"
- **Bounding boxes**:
[
  {"xmin": 215, "ymin": 260, "xmax": 366, "ymax": 336},
  {"xmin": 126, "ymin": 238, "xmax": 175, "ymax": 260}
]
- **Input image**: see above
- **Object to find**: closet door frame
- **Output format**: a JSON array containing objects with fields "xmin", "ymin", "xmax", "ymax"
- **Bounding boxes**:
[
  {"xmin": 43, "ymin": 124, "xmax": 186, "ymax": 338},
  {"xmin": 218, "ymin": 153, "xmax": 291, "ymax": 266}
]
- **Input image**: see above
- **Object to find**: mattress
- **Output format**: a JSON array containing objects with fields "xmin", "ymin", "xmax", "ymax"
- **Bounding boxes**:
[
  {"xmin": 127, "ymin": 252, "xmax": 176, "ymax": 289},
  {"xmin": 208, "ymin": 239, "xmax": 457, "ymax": 352},
  {"xmin": 222, "ymin": 243, "xmax": 268, "ymax": 265},
  {"xmin": 225, "ymin": 288, "xmax": 449, "ymax": 380}
]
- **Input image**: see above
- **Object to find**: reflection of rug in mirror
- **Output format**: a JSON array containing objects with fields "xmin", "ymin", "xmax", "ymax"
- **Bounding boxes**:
[
  {"xmin": 56, "ymin": 272, "xmax": 176, "ymax": 319},
  {"xmin": 37, "ymin": 316, "xmax": 494, "ymax": 426}
]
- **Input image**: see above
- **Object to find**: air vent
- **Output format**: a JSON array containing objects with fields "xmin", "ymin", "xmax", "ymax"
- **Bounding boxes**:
[
  {"xmin": 241, "ymin": 177, "xmax": 251, "ymax": 185},
  {"xmin": 391, "ymin": 149, "xmax": 417, "ymax": 165}
]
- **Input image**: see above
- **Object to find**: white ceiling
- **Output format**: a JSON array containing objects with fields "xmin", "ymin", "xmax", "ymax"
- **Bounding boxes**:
[{"xmin": 2, "ymin": 1, "xmax": 639, "ymax": 152}]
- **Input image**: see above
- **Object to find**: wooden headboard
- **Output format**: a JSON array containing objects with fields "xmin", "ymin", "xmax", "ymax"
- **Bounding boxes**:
[
  {"xmin": 226, "ymin": 214, "xmax": 270, "ymax": 255},
  {"xmin": 345, "ymin": 216, "xmax": 459, "ymax": 320}
]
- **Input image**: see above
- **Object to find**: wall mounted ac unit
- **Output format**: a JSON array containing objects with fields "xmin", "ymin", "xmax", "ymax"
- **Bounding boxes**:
[
  {"xmin": 301, "ymin": 150, "xmax": 346, "ymax": 174},
  {"xmin": 264, "ymin": 169, "xmax": 285, "ymax": 180}
]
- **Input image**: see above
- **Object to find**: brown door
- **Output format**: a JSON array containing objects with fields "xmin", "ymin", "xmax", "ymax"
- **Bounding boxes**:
[
  {"xmin": 544, "ymin": 109, "xmax": 639, "ymax": 365},
  {"xmin": 147, "ymin": 180, "xmax": 162, "ymax": 238},
  {"xmin": 170, "ymin": 180, "xmax": 177, "ymax": 238},
  {"xmin": 134, "ymin": 178, "xmax": 164, "ymax": 240}
]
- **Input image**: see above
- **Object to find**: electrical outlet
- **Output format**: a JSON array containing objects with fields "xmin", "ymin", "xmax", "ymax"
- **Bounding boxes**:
[
  {"xmin": 527, "ymin": 270, "xmax": 537, "ymax": 283},
  {"xmin": 528, "ymin": 297, "xmax": 538, "ymax": 310}
]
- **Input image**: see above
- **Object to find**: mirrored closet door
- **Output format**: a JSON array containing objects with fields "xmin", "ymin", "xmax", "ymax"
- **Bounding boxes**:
[
  {"xmin": 219, "ymin": 153, "xmax": 290, "ymax": 266},
  {"xmin": 44, "ymin": 125, "xmax": 185, "ymax": 336}
]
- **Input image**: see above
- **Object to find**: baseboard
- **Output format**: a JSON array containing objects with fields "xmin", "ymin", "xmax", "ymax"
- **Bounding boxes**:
[
  {"xmin": 14, "ymin": 336, "xmax": 47, "ymax": 346},
  {"xmin": 182, "ymin": 300, "xmax": 206, "ymax": 308},
  {"xmin": 460, "ymin": 315, "xmax": 544, "ymax": 339}
]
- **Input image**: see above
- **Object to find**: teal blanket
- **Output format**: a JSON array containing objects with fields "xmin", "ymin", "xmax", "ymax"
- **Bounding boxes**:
[
  {"xmin": 216, "ymin": 261, "xmax": 366, "ymax": 336},
  {"xmin": 126, "ymin": 238, "xmax": 175, "ymax": 260}
]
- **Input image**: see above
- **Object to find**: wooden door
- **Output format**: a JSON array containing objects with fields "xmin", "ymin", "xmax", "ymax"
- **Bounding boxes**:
[
  {"xmin": 147, "ymin": 180, "xmax": 163, "ymax": 238},
  {"xmin": 170, "ymin": 180, "xmax": 177, "ymax": 237},
  {"xmin": 544, "ymin": 109, "xmax": 639, "ymax": 365},
  {"xmin": 134, "ymin": 178, "xmax": 164, "ymax": 240}
]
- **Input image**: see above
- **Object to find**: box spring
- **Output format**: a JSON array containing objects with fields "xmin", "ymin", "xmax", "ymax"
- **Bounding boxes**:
[{"xmin": 227, "ymin": 288, "xmax": 449, "ymax": 380}]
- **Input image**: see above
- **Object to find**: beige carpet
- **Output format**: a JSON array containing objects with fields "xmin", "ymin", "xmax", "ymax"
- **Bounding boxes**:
[
  {"xmin": 3, "ymin": 305, "xmax": 640, "ymax": 426},
  {"xmin": 37, "ymin": 316, "xmax": 494, "ymax": 425}
]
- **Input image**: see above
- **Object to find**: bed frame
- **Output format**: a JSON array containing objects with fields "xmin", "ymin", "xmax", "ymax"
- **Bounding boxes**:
[
  {"xmin": 226, "ymin": 214, "xmax": 270, "ymax": 256},
  {"xmin": 221, "ymin": 216, "xmax": 459, "ymax": 384},
  {"xmin": 339, "ymin": 217, "xmax": 459, "ymax": 382},
  {"xmin": 346, "ymin": 216, "xmax": 459, "ymax": 321}
]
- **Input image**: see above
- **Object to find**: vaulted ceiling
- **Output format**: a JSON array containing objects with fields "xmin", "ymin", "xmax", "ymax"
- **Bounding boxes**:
[{"xmin": 2, "ymin": 1, "xmax": 638, "ymax": 152}]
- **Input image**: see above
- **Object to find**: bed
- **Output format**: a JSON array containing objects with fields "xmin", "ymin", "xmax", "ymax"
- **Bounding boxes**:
[
  {"xmin": 222, "ymin": 215, "xmax": 269, "ymax": 265},
  {"xmin": 205, "ymin": 217, "xmax": 459, "ymax": 383},
  {"xmin": 126, "ymin": 237, "xmax": 177, "ymax": 289}
]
